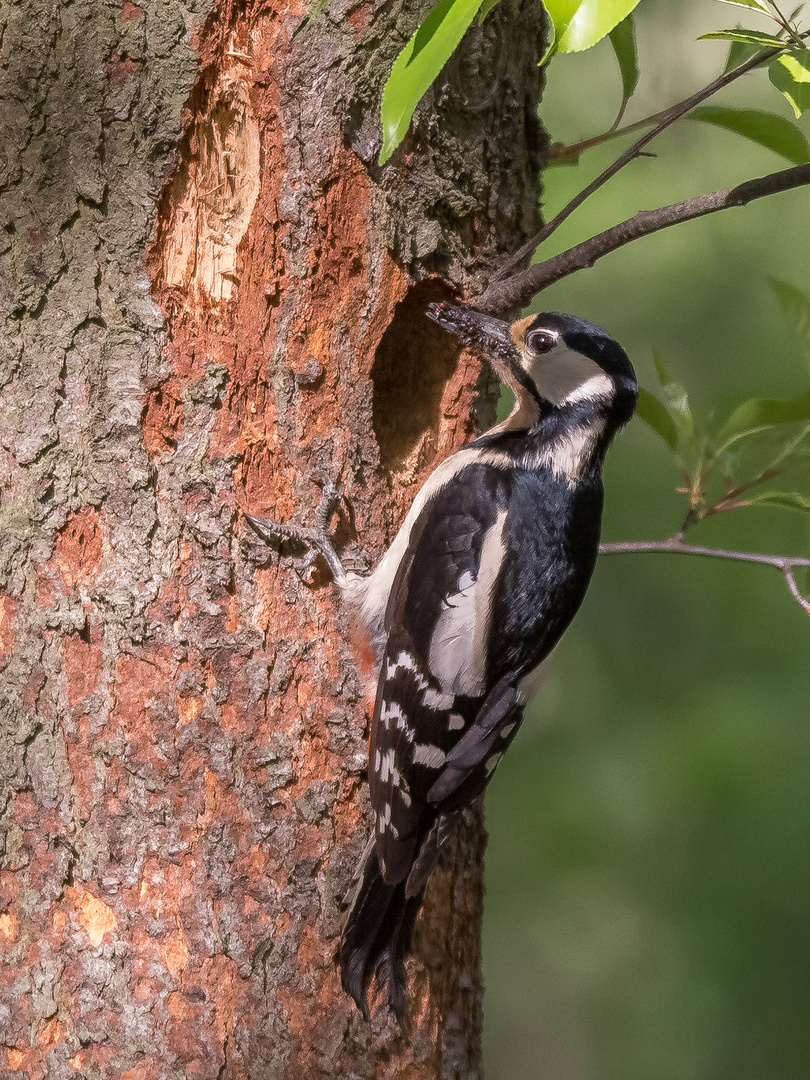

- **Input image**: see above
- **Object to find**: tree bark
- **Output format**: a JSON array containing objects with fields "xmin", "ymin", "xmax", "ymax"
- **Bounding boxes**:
[{"xmin": 0, "ymin": 0, "xmax": 544, "ymax": 1075}]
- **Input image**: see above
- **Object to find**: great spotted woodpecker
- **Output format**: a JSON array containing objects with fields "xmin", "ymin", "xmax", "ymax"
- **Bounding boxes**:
[{"xmin": 246, "ymin": 303, "xmax": 637, "ymax": 1018}]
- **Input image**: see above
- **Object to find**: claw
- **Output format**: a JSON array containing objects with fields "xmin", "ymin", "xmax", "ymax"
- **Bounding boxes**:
[{"xmin": 243, "ymin": 482, "xmax": 347, "ymax": 584}]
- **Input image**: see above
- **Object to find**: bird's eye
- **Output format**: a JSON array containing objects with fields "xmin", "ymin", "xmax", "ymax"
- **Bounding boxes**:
[{"xmin": 526, "ymin": 330, "xmax": 556, "ymax": 354}]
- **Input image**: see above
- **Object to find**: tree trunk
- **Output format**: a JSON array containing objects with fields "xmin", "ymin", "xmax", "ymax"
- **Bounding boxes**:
[{"xmin": 0, "ymin": 0, "xmax": 544, "ymax": 1075}]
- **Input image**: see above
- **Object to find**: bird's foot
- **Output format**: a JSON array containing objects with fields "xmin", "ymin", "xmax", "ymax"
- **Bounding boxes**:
[{"xmin": 244, "ymin": 478, "xmax": 347, "ymax": 584}]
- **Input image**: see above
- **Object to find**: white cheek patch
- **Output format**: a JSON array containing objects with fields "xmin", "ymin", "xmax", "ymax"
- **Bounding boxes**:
[
  {"xmin": 563, "ymin": 372, "xmax": 614, "ymax": 406},
  {"xmin": 528, "ymin": 346, "xmax": 613, "ymax": 407}
]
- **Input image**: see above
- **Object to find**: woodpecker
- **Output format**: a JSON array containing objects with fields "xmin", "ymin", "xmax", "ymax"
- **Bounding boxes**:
[{"xmin": 246, "ymin": 302, "xmax": 637, "ymax": 1018}]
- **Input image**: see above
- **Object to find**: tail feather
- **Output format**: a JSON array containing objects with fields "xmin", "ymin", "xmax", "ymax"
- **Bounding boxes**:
[
  {"xmin": 340, "ymin": 847, "xmax": 396, "ymax": 1017},
  {"xmin": 341, "ymin": 816, "xmax": 454, "ymax": 1017},
  {"xmin": 340, "ymin": 843, "xmax": 426, "ymax": 1018},
  {"xmin": 372, "ymin": 893, "xmax": 422, "ymax": 1019}
]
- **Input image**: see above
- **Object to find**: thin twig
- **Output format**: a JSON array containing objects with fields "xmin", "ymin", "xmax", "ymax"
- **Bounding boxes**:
[
  {"xmin": 476, "ymin": 163, "xmax": 810, "ymax": 313},
  {"xmin": 548, "ymin": 107, "xmax": 672, "ymax": 161},
  {"xmin": 598, "ymin": 536, "xmax": 810, "ymax": 614},
  {"xmin": 489, "ymin": 40, "xmax": 792, "ymax": 289},
  {"xmin": 783, "ymin": 565, "xmax": 810, "ymax": 612}
]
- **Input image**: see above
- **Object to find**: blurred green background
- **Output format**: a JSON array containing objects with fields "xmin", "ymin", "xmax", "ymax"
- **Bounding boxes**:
[{"xmin": 482, "ymin": 2, "xmax": 810, "ymax": 1077}]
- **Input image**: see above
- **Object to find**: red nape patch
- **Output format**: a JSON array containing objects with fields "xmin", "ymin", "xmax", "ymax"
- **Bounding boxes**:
[{"xmin": 121, "ymin": 1, "xmax": 142, "ymax": 18}]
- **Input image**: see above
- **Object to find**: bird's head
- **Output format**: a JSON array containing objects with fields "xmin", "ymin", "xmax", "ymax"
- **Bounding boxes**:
[{"xmin": 427, "ymin": 302, "xmax": 637, "ymax": 432}]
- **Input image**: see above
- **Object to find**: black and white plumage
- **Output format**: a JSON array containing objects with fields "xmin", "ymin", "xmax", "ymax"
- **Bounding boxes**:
[
  {"xmin": 242, "ymin": 304, "xmax": 638, "ymax": 1017},
  {"xmin": 332, "ymin": 303, "xmax": 638, "ymax": 1017}
]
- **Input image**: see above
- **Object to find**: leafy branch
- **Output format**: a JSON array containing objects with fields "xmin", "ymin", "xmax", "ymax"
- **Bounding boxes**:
[
  {"xmin": 476, "ymin": 6, "xmax": 810, "ymax": 313},
  {"xmin": 596, "ymin": 276, "xmax": 810, "ymax": 614},
  {"xmin": 375, "ymin": 0, "xmax": 810, "ymax": 613},
  {"xmin": 548, "ymin": 105, "xmax": 809, "ymax": 165},
  {"xmin": 475, "ymin": 162, "xmax": 810, "ymax": 312},
  {"xmin": 485, "ymin": 33, "xmax": 799, "ymax": 293},
  {"xmin": 378, "ymin": 0, "xmax": 645, "ymax": 164}
]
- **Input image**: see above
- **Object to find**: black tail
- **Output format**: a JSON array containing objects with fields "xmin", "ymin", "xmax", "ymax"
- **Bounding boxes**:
[{"xmin": 339, "ymin": 845, "xmax": 421, "ymax": 1018}]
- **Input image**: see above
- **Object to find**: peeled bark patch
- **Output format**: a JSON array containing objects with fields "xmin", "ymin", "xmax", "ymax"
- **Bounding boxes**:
[{"xmin": 163, "ymin": 73, "xmax": 261, "ymax": 300}]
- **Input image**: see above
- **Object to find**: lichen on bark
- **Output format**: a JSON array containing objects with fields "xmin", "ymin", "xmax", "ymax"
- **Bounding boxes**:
[{"xmin": 0, "ymin": 0, "xmax": 546, "ymax": 1074}]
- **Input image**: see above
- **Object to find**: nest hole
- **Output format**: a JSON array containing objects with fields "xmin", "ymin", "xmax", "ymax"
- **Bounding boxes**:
[{"xmin": 371, "ymin": 280, "xmax": 459, "ymax": 471}]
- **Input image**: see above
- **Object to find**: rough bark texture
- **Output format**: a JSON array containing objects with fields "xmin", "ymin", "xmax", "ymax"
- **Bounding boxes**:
[{"xmin": 0, "ymin": 0, "xmax": 545, "ymax": 1076}]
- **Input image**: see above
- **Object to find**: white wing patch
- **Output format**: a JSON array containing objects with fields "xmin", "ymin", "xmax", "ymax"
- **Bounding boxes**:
[
  {"xmin": 377, "ymin": 748, "xmax": 400, "ymax": 784},
  {"xmin": 377, "ymin": 802, "xmax": 398, "ymax": 837},
  {"xmin": 413, "ymin": 743, "xmax": 447, "ymax": 768},
  {"xmin": 422, "ymin": 687, "xmax": 455, "ymax": 710},
  {"xmin": 379, "ymin": 701, "xmax": 401, "ymax": 727},
  {"xmin": 339, "ymin": 447, "xmax": 513, "ymax": 651},
  {"xmin": 386, "ymin": 651, "xmax": 421, "ymax": 679},
  {"xmin": 427, "ymin": 510, "xmax": 507, "ymax": 697}
]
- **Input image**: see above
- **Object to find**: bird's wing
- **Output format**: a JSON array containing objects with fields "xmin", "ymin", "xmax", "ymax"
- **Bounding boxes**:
[
  {"xmin": 425, "ymin": 674, "xmax": 525, "ymax": 805},
  {"xmin": 369, "ymin": 462, "xmax": 517, "ymax": 883}
]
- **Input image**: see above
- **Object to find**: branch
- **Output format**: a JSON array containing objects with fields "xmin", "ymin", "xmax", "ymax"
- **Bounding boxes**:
[
  {"xmin": 488, "ymin": 42, "xmax": 789, "ymax": 289},
  {"xmin": 598, "ymin": 536, "xmax": 810, "ymax": 614},
  {"xmin": 477, "ymin": 163, "xmax": 810, "ymax": 314}
]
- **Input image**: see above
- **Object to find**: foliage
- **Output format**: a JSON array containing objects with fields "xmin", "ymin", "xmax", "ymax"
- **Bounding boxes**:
[
  {"xmin": 379, "ymin": 0, "xmax": 488, "ymax": 164},
  {"xmin": 638, "ymin": 279, "xmax": 810, "ymax": 526},
  {"xmin": 379, "ymin": 0, "xmax": 810, "ymax": 164},
  {"xmin": 379, "ymin": 0, "xmax": 810, "ymax": 548},
  {"xmin": 380, "ymin": 0, "xmax": 644, "ymax": 162}
]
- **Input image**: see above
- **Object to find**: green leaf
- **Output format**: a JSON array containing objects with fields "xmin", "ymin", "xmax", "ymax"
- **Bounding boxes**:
[
  {"xmin": 636, "ymin": 388, "xmax": 679, "ymax": 451},
  {"xmin": 769, "ymin": 50, "xmax": 810, "ymax": 118},
  {"xmin": 608, "ymin": 13, "xmax": 639, "ymax": 120},
  {"xmin": 689, "ymin": 106, "xmax": 810, "ymax": 163},
  {"xmin": 718, "ymin": 389, "xmax": 810, "ymax": 443},
  {"xmin": 768, "ymin": 276, "xmax": 810, "ymax": 366},
  {"xmin": 747, "ymin": 490, "xmax": 810, "ymax": 512},
  {"xmin": 379, "ymin": 0, "xmax": 486, "ymax": 166},
  {"xmin": 700, "ymin": 28, "xmax": 786, "ymax": 47},
  {"xmin": 724, "ymin": 37, "xmax": 767, "ymax": 71},
  {"xmin": 715, "ymin": 0, "xmax": 773, "ymax": 12},
  {"xmin": 654, "ymin": 355, "xmax": 695, "ymax": 441},
  {"xmin": 542, "ymin": 0, "xmax": 643, "ymax": 56}
]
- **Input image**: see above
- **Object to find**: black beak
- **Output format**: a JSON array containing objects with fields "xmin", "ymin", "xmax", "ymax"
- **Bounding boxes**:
[{"xmin": 426, "ymin": 302, "xmax": 519, "ymax": 368}]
